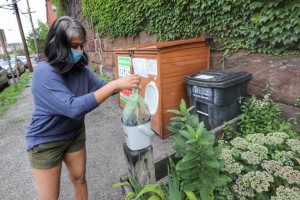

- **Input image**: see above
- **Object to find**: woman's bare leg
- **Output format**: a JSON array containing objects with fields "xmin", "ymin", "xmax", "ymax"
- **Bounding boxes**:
[
  {"xmin": 31, "ymin": 163, "xmax": 62, "ymax": 200},
  {"xmin": 63, "ymin": 147, "xmax": 87, "ymax": 200}
]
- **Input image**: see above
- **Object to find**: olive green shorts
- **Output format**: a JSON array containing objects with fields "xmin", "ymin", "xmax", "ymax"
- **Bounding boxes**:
[{"xmin": 28, "ymin": 123, "xmax": 86, "ymax": 170}]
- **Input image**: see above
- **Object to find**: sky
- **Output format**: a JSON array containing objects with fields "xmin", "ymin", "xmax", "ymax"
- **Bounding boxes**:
[{"xmin": 0, "ymin": 0, "xmax": 47, "ymax": 43}]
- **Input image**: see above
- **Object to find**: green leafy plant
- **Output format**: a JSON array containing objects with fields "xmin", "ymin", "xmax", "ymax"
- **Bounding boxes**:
[
  {"xmin": 81, "ymin": 0, "xmax": 300, "ymax": 61},
  {"xmin": 288, "ymin": 95, "xmax": 300, "ymax": 135},
  {"xmin": 166, "ymin": 99, "xmax": 232, "ymax": 200},
  {"xmin": 100, "ymin": 74, "xmax": 112, "ymax": 82},
  {"xmin": 214, "ymin": 132, "xmax": 300, "ymax": 199},
  {"xmin": 91, "ymin": 65, "xmax": 96, "ymax": 73},
  {"xmin": 237, "ymin": 83, "xmax": 291, "ymax": 136},
  {"xmin": 26, "ymin": 20, "xmax": 49, "ymax": 55},
  {"xmin": 50, "ymin": 0, "xmax": 68, "ymax": 17},
  {"xmin": 113, "ymin": 176, "xmax": 149, "ymax": 200},
  {"xmin": 0, "ymin": 69, "xmax": 31, "ymax": 117}
]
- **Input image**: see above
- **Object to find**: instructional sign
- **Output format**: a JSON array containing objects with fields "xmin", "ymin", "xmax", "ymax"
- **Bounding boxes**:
[
  {"xmin": 146, "ymin": 59, "xmax": 158, "ymax": 76},
  {"xmin": 118, "ymin": 57, "xmax": 131, "ymax": 102},
  {"xmin": 132, "ymin": 58, "xmax": 148, "ymax": 78}
]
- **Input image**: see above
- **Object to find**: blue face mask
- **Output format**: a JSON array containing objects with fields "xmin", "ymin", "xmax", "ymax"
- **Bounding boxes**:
[{"xmin": 64, "ymin": 48, "xmax": 83, "ymax": 63}]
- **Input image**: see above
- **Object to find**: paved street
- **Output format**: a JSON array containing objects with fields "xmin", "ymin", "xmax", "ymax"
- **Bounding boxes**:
[{"xmin": 0, "ymin": 75, "xmax": 175, "ymax": 200}]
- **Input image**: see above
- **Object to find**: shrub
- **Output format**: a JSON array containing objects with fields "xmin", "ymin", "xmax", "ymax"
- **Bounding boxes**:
[{"xmin": 215, "ymin": 133, "xmax": 300, "ymax": 199}]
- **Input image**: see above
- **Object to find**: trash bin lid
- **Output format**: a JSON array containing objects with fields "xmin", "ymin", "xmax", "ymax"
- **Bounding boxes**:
[
  {"xmin": 145, "ymin": 81, "xmax": 159, "ymax": 115},
  {"xmin": 184, "ymin": 70, "xmax": 252, "ymax": 88}
]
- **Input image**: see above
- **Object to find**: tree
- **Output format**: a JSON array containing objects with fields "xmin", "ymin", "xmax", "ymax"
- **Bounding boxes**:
[
  {"xmin": 17, "ymin": 48, "xmax": 25, "ymax": 55},
  {"xmin": 26, "ymin": 20, "xmax": 49, "ymax": 54}
]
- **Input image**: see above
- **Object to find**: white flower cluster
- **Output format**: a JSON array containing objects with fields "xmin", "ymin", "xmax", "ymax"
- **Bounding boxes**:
[
  {"xmin": 215, "ymin": 186, "xmax": 234, "ymax": 200},
  {"xmin": 231, "ymin": 137, "xmax": 249, "ymax": 150},
  {"xmin": 231, "ymin": 147, "xmax": 243, "ymax": 157},
  {"xmin": 219, "ymin": 149, "xmax": 244, "ymax": 174},
  {"xmin": 286, "ymin": 139, "xmax": 300, "ymax": 153},
  {"xmin": 292, "ymin": 145, "xmax": 300, "ymax": 154},
  {"xmin": 232, "ymin": 176, "xmax": 255, "ymax": 197},
  {"xmin": 271, "ymin": 186, "xmax": 300, "ymax": 200},
  {"xmin": 251, "ymin": 94, "xmax": 271, "ymax": 110},
  {"xmin": 264, "ymin": 136, "xmax": 284, "ymax": 146},
  {"xmin": 267, "ymin": 132, "xmax": 289, "ymax": 139},
  {"xmin": 245, "ymin": 132, "xmax": 285, "ymax": 146},
  {"xmin": 286, "ymin": 139, "xmax": 300, "ymax": 147},
  {"xmin": 248, "ymin": 143, "xmax": 268, "ymax": 154},
  {"xmin": 274, "ymin": 166, "xmax": 300, "ymax": 184},
  {"xmin": 272, "ymin": 151, "xmax": 294, "ymax": 166},
  {"xmin": 261, "ymin": 160, "xmax": 283, "ymax": 174},
  {"xmin": 241, "ymin": 143, "xmax": 268, "ymax": 164},
  {"xmin": 245, "ymin": 133, "xmax": 265, "ymax": 145},
  {"xmin": 243, "ymin": 171, "xmax": 274, "ymax": 193}
]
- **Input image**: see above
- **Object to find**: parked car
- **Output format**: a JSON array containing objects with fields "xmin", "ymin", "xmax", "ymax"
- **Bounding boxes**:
[
  {"xmin": 17, "ymin": 56, "xmax": 29, "ymax": 69},
  {"xmin": 0, "ymin": 59, "xmax": 26, "ymax": 78},
  {"xmin": 0, "ymin": 66, "xmax": 9, "ymax": 89}
]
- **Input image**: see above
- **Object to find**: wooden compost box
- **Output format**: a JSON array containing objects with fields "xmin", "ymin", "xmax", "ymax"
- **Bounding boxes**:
[{"xmin": 114, "ymin": 38, "xmax": 213, "ymax": 139}]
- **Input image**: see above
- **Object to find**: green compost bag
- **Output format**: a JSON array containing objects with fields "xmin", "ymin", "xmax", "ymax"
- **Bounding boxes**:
[{"xmin": 122, "ymin": 88, "xmax": 151, "ymax": 126}]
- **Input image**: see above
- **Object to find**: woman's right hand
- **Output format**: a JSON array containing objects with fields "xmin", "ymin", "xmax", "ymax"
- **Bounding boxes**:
[{"xmin": 113, "ymin": 74, "xmax": 141, "ymax": 93}]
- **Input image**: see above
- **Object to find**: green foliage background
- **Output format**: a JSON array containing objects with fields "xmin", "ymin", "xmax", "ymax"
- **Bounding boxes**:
[
  {"xmin": 26, "ymin": 20, "xmax": 49, "ymax": 54},
  {"xmin": 81, "ymin": 0, "xmax": 300, "ymax": 58},
  {"xmin": 50, "ymin": 0, "xmax": 68, "ymax": 17}
]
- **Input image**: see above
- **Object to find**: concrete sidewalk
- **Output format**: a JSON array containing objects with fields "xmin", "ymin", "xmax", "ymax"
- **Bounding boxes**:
[{"xmin": 0, "ymin": 76, "xmax": 175, "ymax": 200}]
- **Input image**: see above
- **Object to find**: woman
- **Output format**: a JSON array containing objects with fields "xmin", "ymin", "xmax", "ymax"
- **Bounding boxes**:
[{"xmin": 26, "ymin": 16, "xmax": 140, "ymax": 200}]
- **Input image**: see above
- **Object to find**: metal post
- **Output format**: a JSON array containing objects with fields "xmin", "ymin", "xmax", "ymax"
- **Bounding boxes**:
[
  {"xmin": 0, "ymin": 31, "xmax": 18, "ymax": 90},
  {"xmin": 26, "ymin": 0, "xmax": 40, "ymax": 62},
  {"xmin": 13, "ymin": 3, "xmax": 33, "ymax": 72},
  {"xmin": 13, "ymin": 46, "xmax": 20, "ymax": 81}
]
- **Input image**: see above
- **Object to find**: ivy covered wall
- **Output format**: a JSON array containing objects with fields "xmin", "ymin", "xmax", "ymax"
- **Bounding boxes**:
[
  {"xmin": 81, "ymin": 0, "xmax": 300, "ymax": 59},
  {"xmin": 63, "ymin": 0, "xmax": 299, "ymax": 119}
]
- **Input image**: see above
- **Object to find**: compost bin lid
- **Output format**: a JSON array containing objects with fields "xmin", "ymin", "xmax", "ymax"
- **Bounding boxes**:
[
  {"xmin": 184, "ymin": 70, "xmax": 252, "ymax": 88},
  {"xmin": 144, "ymin": 81, "xmax": 159, "ymax": 115}
]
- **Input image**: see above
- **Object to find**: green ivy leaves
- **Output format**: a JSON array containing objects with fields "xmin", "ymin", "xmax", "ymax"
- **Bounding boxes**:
[{"xmin": 81, "ymin": 0, "xmax": 300, "ymax": 59}]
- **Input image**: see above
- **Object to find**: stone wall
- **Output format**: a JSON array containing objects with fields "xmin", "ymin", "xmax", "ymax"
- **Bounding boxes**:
[{"xmin": 65, "ymin": 1, "xmax": 300, "ymax": 119}]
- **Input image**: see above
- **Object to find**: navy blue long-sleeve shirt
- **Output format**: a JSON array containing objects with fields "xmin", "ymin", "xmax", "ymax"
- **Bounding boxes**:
[{"xmin": 26, "ymin": 61, "xmax": 107, "ymax": 151}]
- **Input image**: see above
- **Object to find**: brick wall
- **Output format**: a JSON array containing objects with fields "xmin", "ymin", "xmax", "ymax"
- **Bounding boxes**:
[{"xmin": 65, "ymin": 1, "xmax": 300, "ymax": 119}]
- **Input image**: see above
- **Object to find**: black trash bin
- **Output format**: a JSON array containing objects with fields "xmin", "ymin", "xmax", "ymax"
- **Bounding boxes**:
[{"xmin": 184, "ymin": 70, "xmax": 252, "ymax": 131}]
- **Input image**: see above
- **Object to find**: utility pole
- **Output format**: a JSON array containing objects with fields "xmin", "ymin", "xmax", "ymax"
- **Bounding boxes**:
[
  {"xmin": 0, "ymin": 31, "xmax": 18, "ymax": 90},
  {"xmin": 26, "ymin": 0, "xmax": 40, "ymax": 62},
  {"xmin": 13, "ymin": 46, "xmax": 20, "ymax": 81},
  {"xmin": 13, "ymin": 3, "xmax": 33, "ymax": 72}
]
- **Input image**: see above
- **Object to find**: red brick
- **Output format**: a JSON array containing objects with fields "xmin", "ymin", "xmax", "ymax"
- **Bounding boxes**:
[
  {"xmin": 139, "ymin": 30, "xmax": 158, "ymax": 44},
  {"xmin": 102, "ymin": 65, "xmax": 114, "ymax": 79},
  {"xmin": 95, "ymin": 39, "xmax": 101, "ymax": 52},
  {"xmin": 103, "ymin": 52, "xmax": 114, "ymax": 66},
  {"xmin": 87, "ymin": 40, "xmax": 95, "ymax": 52},
  {"xmin": 90, "ymin": 52, "xmax": 101, "ymax": 64}
]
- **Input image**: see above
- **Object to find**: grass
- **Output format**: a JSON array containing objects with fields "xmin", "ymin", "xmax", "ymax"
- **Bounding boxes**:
[
  {"xmin": 10, "ymin": 119, "xmax": 25, "ymax": 124},
  {"xmin": 0, "ymin": 70, "xmax": 31, "ymax": 117}
]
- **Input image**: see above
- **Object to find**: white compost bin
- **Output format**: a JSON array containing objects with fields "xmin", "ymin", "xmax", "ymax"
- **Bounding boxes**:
[{"xmin": 121, "ymin": 81, "xmax": 159, "ymax": 150}]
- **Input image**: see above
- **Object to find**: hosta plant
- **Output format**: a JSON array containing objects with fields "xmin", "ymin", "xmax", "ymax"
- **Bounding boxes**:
[
  {"xmin": 216, "ymin": 132, "xmax": 300, "ymax": 199},
  {"xmin": 166, "ymin": 99, "xmax": 232, "ymax": 200}
]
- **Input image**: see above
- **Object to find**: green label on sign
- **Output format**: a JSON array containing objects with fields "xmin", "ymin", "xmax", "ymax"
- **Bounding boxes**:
[{"xmin": 118, "ymin": 57, "xmax": 131, "ymax": 67}]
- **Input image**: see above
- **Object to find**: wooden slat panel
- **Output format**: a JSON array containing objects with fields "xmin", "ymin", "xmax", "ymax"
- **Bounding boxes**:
[
  {"xmin": 161, "ymin": 43, "xmax": 207, "ymax": 54},
  {"xmin": 162, "ymin": 84, "xmax": 186, "ymax": 95},
  {"xmin": 163, "ymin": 65, "xmax": 207, "ymax": 79},
  {"xmin": 163, "ymin": 98, "xmax": 190, "ymax": 110},
  {"xmin": 164, "ymin": 93, "xmax": 189, "ymax": 104},
  {"xmin": 162, "ymin": 63, "xmax": 206, "ymax": 75},
  {"xmin": 163, "ymin": 74, "xmax": 188, "ymax": 84},
  {"xmin": 162, "ymin": 58, "xmax": 207, "ymax": 69},
  {"xmin": 163, "ymin": 89, "xmax": 187, "ymax": 100},
  {"xmin": 163, "ymin": 80, "xmax": 186, "ymax": 90},
  {"xmin": 162, "ymin": 53, "xmax": 208, "ymax": 64},
  {"xmin": 161, "ymin": 47, "xmax": 208, "ymax": 59}
]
